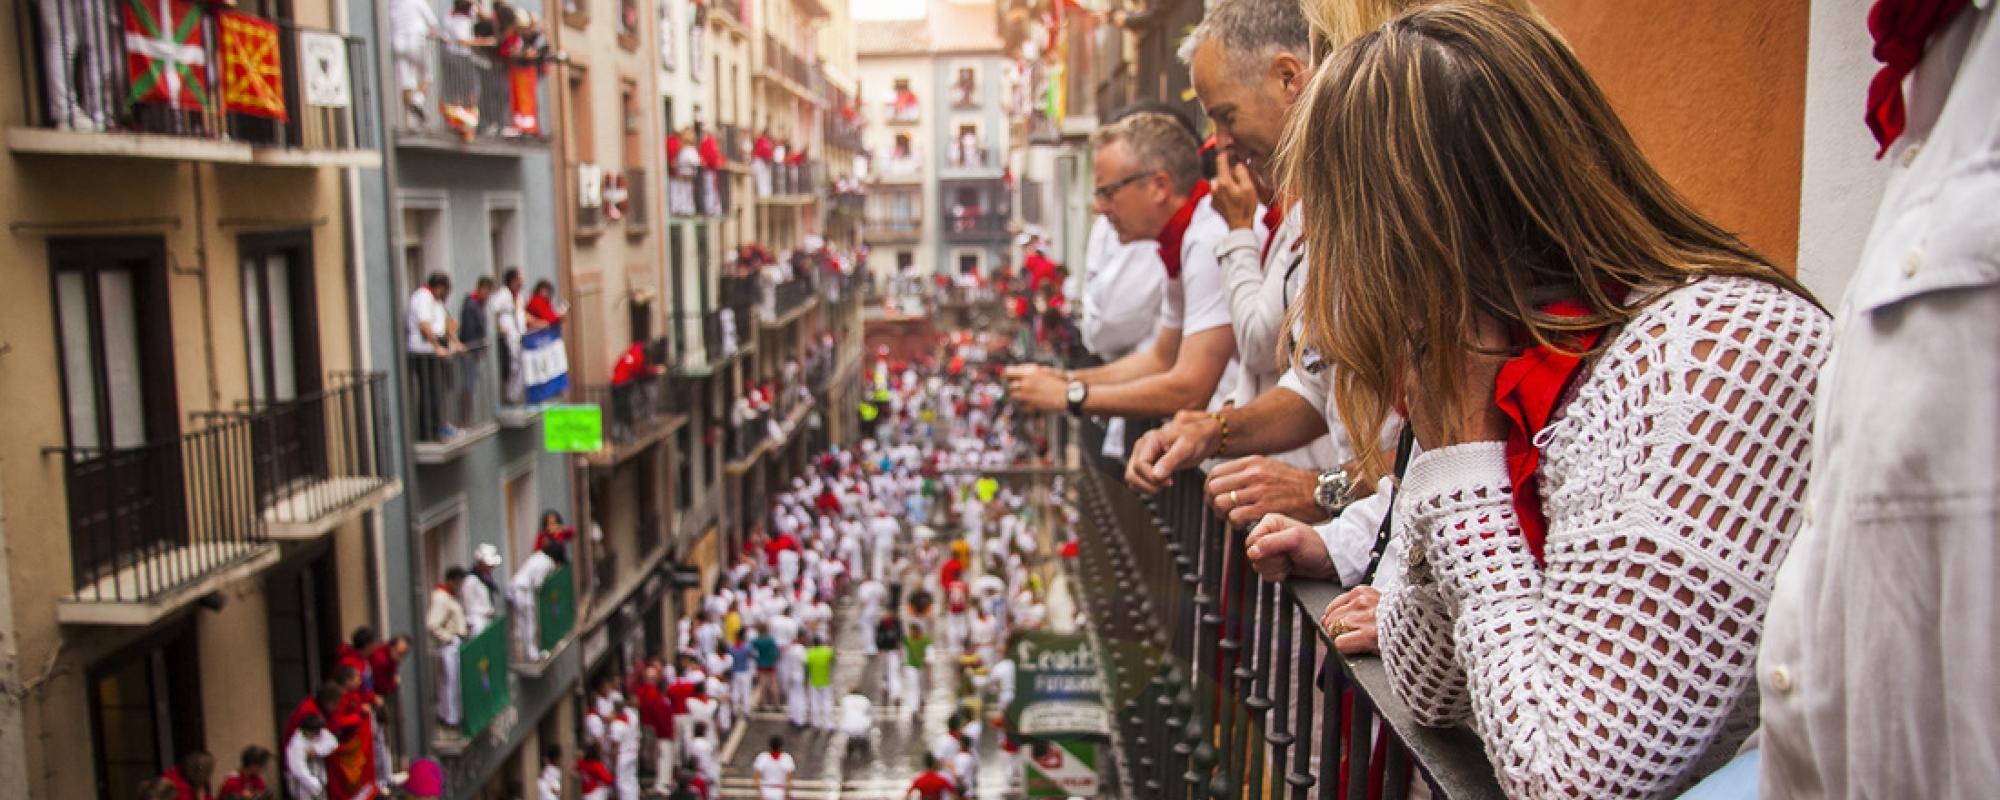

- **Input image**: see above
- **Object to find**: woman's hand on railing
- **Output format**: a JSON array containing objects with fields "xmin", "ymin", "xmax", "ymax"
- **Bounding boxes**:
[
  {"xmin": 1244, "ymin": 513, "xmax": 1339, "ymax": 583},
  {"xmin": 1320, "ymin": 586, "xmax": 1382, "ymax": 655},
  {"xmin": 1206, "ymin": 456, "xmax": 1324, "ymax": 527}
]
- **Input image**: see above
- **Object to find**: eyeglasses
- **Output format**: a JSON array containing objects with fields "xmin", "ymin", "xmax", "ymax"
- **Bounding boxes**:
[{"xmin": 1092, "ymin": 172, "xmax": 1151, "ymax": 203}]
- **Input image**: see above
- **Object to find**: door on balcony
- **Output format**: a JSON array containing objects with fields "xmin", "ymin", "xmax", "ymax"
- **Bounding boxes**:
[
  {"xmin": 241, "ymin": 233, "xmax": 326, "ymax": 509},
  {"xmin": 88, "ymin": 619, "xmax": 204, "ymax": 800},
  {"xmin": 51, "ymin": 238, "xmax": 183, "ymax": 589},
  {"xmin": 266, "ymin": 539, "xmax": 341, "ymax": 747}
]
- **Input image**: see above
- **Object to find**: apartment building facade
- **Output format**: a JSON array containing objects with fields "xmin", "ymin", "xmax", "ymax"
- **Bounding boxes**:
[{"xmin": 0, "ymin": 2, "xmax": 393, "ymax": 799}]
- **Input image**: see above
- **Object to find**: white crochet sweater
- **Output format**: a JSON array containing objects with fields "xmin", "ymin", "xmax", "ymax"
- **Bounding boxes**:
[{"xmin": 1375, "ymin": 276, "xmax": 1829, "ymax": 799}]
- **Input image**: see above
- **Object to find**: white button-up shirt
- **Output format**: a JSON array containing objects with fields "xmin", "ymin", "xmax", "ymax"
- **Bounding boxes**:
[
  {"xmin": 1078, "ymin": 215, "xmax": 1167, "ymax": 361},
  {"xmin": 1759, "ymin": 4, "xmax": 2000, "ymax": 798}
]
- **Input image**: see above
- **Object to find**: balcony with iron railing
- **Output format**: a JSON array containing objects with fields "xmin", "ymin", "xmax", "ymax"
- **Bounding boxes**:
[
  {"xmin": 942, "ymin": 205, "xmax": 1011, "ymax": 240},
  {"xmin": 864, "ymin": 216, "xmax": 923, "ymax": 243},
  {"xmin": 577, "ymin": 372, "xmax": 681, "ymax": 467},
  {"xmin": 759, "ymin": 33, "xmax": 821, "ymax": 103},
  {"xmin": 944, "ymin": 143, "xmax": 995, "ymax": 171},
  {"xmin": 211, "ymin": 373, "xmax": 401, "ymax": 540},
  {"xmin": 12, "ymin": 3, "xmax": 379, "ymax": 166},
  {"xmin": 883, "ymin": 99, "xmax": 921, "ymax": 126},
  {"xmin": 669, "ymin": 168, "xmax": 730, "ymax": 218},
  {"xmin": 718, "ymin": 124, "xmax": 750, "ymax": 163},
  {"xmin": 408, "ymin": 342, "xmax": 502, "ymax": 464},
  {"xmin": 757, "ymin": 159, "xmax": 820, "ymax": 201},
  {"xmin": 874, "ymin": 153, "xmax": 924, "ymax": 182},
  {"xmin": 763, "ymin": 278, "xmax": 818, "ymax": 326},
  {"xmin": 395, "ymin": 39, "xmax": 551, "ymax": 152},
  {"xmin": 1069, "ymin": 419, "xmax": 1505, "ymax": 800},
  {"xmin": 45, "ymin": 375, "xmax": 393, "ymax": 625}
]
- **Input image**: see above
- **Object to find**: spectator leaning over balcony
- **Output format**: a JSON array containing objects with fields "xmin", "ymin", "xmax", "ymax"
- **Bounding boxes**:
[
  {"xmin": 497, "ymin": 8, "xmax": 555, "ymax": 137},
  {"xmin": 1757, "ymin": 2, "xmax": 2000, "ymax": 798},
  {"xmin": 1292, "ymin": 6, "xmax": 1828, "ymax": 798},
  {"xmin": 1005, "ymin": 111, "xmax": 1237, "ymax": 420},
  {"xmin": 459, "ymin": 277, "xmax": 493, "ymax": 420},
  {"xmin": 408, "ymin": 273, "xmax": 462, "ymax": 441},
  {"xmin": 390, "ymin": 0, "xmax": 444, "ymax": 124},
  {"xmin": 1127, "ymin": 0, "xmax": 1537, "ymax": 653},
  {"xmin": 493, "ymin": 268, "xmax": 527, "ymax": 403},
  {"xmin": 525, "ymin": 279, "xmax": 565, "ymax": 330},
  {"xmin": 753, "ymin": 128, "xmax": 776, "ymax": 196},
  {"xmin": 465, "ymin": 543, "xmax": 502, "ymax": 633},
  {"xmin": 512, "ymin": 542, "xmax": 568, "ymax": 661},
  {"xmin": 428, "ymin": 567, "xmax": 470, "ymax": 728}
]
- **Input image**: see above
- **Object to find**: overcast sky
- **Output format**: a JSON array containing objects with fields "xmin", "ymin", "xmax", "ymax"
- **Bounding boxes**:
[{"xmin": 853, "ymin": 0, "xmax": 925, "ymax": 20}]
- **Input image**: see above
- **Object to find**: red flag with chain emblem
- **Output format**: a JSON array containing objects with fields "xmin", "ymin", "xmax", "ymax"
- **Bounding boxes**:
[
  {"xmin": 124, "ymin": 0, "xmax": 212, "ymax": 111},
  {"xmin": 220, "ymin": 11, "xmax": 287, "ymax": 121}
]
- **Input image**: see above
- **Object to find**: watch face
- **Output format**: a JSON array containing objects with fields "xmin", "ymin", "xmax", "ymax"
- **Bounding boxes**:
[{"xmin": 1066, "ymin": 382, "xmax": 1086, "ymax": 403}]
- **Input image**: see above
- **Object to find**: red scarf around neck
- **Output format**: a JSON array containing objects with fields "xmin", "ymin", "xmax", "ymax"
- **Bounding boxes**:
[
  {"xmin": 1492, "ymin": 299, "xmax": 1615, "ymax": 564},
  {"xmin": 1155, "ymin": 181, "xmax": 1212, "ymax": 279},
  {"xmin": 1865, "ymin": 0, "xmax": 1970, "ymax": 156}
]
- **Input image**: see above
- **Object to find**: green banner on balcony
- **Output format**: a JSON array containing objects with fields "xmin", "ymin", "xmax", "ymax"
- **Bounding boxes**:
[
  {"xmin": 459, "ymin": 616, "xmax": 511, "ymax": 738},
  {"xmin": 539, "ymin": 563, "xmax": 576, "ymax": 652},
  {"xmin": 1024, "ymin": 741, "xmax": 1098, "ymax": 798},
  {"xmin": 1007, "ymin": 631, "xmax": 1111, "ymax": 741},
  {"xmin": 543, "ymin": 405, "xmax": 603, "ymax": 452}
]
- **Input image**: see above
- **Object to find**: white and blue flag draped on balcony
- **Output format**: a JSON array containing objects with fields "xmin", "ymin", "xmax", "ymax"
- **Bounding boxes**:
[{"xmin": 521, "ymin": 326, "xmax": 570, "ymax": 404}]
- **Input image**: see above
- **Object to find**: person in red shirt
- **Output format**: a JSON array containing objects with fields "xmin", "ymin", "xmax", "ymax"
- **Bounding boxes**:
[
  {"xmin": 161, "ymin": 752, "xmax": 216, "ymax": 800},
  {"xmin": 578, "ymin": 743, "xmax": 616, "ymax": 800},
  {"xmin": 1022, "ymin": 245, "xmax": 1057, "ymax": 292},
  {"xmin": 369, "ymin": 635, "xmax": 411, "ymax": 699},
  {"xmin": 752, "ymin": 129, "xmax": 776, "ymax": 162},
  {"xmin": 534, "ymin": 510, "xmax": 577, "ymax": 552},
  {"xmin": 524, "ymin": 280, "xmax": 564, "ymax": 330},
  {"xmin": 939, "ymin": 554, "xmax": 964, "ymax": 590},
  {"xmin": 698, "ymin": 130, "xmax": 725, "ymax": 169},
  {"xmin": 906, "ymin": 755, "xmax": 959, "ymax": 800},
  {"xmin": 217, "ymin": 747, "xmax": 272, "ymax": 800}
]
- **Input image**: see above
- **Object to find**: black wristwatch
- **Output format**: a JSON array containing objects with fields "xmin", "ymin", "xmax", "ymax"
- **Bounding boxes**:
[
  {"xmin": 1314, "ymin": 470, "xmax": 1357, "ymax": 516},
  {"xmin": 1065, "ymin": 380, "xmax": 1089, "ymax": 416}
]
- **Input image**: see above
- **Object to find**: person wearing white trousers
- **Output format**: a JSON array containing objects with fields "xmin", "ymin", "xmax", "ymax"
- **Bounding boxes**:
[
  {"xmin": 779, "ymin": 641, "xmax": 809, "ymax": 727},
  {"xmin": 610, "ymin": 708, "xmax": 641, "ymax": 800}
]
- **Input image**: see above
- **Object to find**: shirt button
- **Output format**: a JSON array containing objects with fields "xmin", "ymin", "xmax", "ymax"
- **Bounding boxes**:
[
  {"xmin": 1901, "ymin": 144, "xmax": 1923, "ymax": 167},
  {"xmin": 1902, "ymin": 249, "xmax": 1924, "ymax": 278},
  {"xmin": 1769, "ymin": 664, "xmax": 1795, "ymax": 694}
]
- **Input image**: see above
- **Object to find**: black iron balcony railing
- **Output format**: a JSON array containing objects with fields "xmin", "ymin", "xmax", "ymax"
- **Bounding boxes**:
[
  {"xmin": 762, "ymin": 160, "xmax": 819, "ymax": 198},
  {"xmin": 761, "ymin": 33, "xmax": 819, "ymax": 97},
  {"xmin": 942, "ymin": 209, "xmax": 1010, "ymax": 239},
  {"xmin": 1071, "ymin": 421, "xmax": 1504, "ymax": 800},
  {"xmin": 768, "ymin": 279, "xmax": 815, "ymax": 322},
  {"xmin": 215, "ymin": 373, "xmax": 395, "ymax": 535},
  {"xmin": 727, "ymin": 411, "xmax": 769, "ymax": 463},
  {"xmin": 698, "ymin": 308, "xmax": 750, "ymax": 364},
  {"xmin": 946, "ymin": 146, "xmax": 991, "ymax": 169},
  {"xmin": 407, "ymin": 341, "xmax": 500, "ymax": 447},
  {"xmin": 864, "ymin": 217, "xmax": 922, "ymax": 242},
  {"xmin": 56, "ymin": 416, "xmax": 267, "ymax": 605},
  {"xmin": 410, "ymin": 39, "xmax": 548, "ymax": 143},
  {"xmin": 20, "ymin": 4, "xmax": 377, "ymax": 153},
  {"xmin": 579, "ymin": 373, "xmax": 670, "ymax": 450},
  {"xmin": 718, "ymin": 124, "xmax": 749, "ymax": 163}
]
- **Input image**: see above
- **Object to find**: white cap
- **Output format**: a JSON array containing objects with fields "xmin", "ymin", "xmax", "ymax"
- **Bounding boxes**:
[{"xmin": 474, "ymin": 543, "xmax": 504, "ymax": 567}]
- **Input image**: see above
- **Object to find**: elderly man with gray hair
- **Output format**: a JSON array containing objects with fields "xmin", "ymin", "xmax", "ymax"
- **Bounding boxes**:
[
  {"xmin": 1126, "ymin": 0, "xmax": 1399, "ymax": 644},
  {"xmin": 1004, "ymin": 111, "xmax": 1237, "ymax": 421}
]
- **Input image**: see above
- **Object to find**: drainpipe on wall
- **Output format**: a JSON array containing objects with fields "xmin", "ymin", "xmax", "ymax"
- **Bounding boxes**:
[{"xmin": 0, "ymin": 483, "xmax": 31, "ymax": 800}]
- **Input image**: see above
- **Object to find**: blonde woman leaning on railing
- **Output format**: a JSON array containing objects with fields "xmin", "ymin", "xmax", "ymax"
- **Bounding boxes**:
[{"xmin": 1286, "ymin": 5, "xmax": 1828, "ymax": 799}]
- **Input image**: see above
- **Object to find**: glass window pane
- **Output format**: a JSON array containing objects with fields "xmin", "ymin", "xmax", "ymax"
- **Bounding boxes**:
[
  {"xmin": 242, "ymin": 259, "xmax": 268, "ymax": 404},
  {"xmin": 56, "ymin": 271, "xmax": 102, "ymax": 452},
  {"xmin": 97, "ymin": 270, "xmax": 147, "ymax": 449},
  {"xmin": 266, "ymin": 256, "xmax": 297, "ymax": 401}
]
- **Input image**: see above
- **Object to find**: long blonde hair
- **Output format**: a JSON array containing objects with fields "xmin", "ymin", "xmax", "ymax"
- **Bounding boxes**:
[{"xmin": 1285, "ymin": 3, "xmax": 1817, "ymax": 480}]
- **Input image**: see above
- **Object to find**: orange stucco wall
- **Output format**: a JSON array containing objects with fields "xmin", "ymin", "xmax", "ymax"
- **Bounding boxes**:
[{"xmin": 1539, "ymin": 0, "xmax": 1810, "ymax": 270}]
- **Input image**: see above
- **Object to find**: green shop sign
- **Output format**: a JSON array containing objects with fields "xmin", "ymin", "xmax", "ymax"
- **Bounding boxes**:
[
  {"xmin": 1006, "ymin": 631, "xmax": 1111, "ymax": 740},
  {"xmin": 1024, "ymin": 740, "xmax": 1098, "ymax": 798},
  {"xmin": 543, "ymin": 405, "xmax": 603, "ymax": 453}
]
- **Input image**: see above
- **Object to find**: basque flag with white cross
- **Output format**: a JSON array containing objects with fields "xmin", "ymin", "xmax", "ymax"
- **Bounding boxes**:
[{"xmin": 125, "ymin": 0, "xmax": 212, "ymax": 111}]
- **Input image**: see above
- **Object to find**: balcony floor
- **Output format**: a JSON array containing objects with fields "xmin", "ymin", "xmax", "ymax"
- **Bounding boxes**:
[
  {"xmin": 266, "ymin": 476, "xmax": 403, "ymax": 540},
  {"xmin": 413, "ymin": 421, "xmax": 502, "ymax": 465},
  {"xmin": 58, "ymin": 542, "xmax": 282, "ymax": 626},
  {"xmin": 9, "ymin": 126, "xmax": 253, "ymax": 163}
]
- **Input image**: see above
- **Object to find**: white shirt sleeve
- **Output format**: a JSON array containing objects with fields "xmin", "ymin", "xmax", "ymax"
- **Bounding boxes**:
[
  {"xmin": 1081, "ymin": 217, "xmax": 1167, "ymax": 358},
  {"xmin": 1314, "ymin": 478, "xmax": 1394, "ymax": 587},
  {"xmin": 1175, "ymin": 202, "xmax": 1234, "ymax": 336}
]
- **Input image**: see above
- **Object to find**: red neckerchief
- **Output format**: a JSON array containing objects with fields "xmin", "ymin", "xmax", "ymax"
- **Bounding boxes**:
[
  {"xmin": 1866, "ymin": 0, "xmax": 1970, "ymax": 156},
  {"xmin": 1154, "ymin": 181, "xmax": 1212, "ymax": 279},
  {"xmin": 1492, "ymin": 298, "xmax": 1619, "ymax": 564},
  {"xmin": 1258, "ymin": 202, "xmax": 1285, "ymax": 261},
  {"xmin": 435, "ymin": 581, "xmax": 456, "ymax": 598}
]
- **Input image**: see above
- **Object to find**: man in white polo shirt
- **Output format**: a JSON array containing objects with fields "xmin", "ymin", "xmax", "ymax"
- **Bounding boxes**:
[{"xmin": 1005, "ymin": 111, "xmax": 1236, "ymax": 420}]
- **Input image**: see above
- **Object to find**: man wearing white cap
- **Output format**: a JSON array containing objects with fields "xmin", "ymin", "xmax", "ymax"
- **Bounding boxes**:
[{"xmin": 464, "ymin": 545, "xmax": 503, "ymax": 634}]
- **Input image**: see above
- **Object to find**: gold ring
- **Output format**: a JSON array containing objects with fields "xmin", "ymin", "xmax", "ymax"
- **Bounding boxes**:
[
  {"xmin": 1329, "ymin": 618, "xmax": 1351, "ymax": 637},
  {"xmin": 1230, "ymin": 490, "xmax": 1241, "ymax": 507}
]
